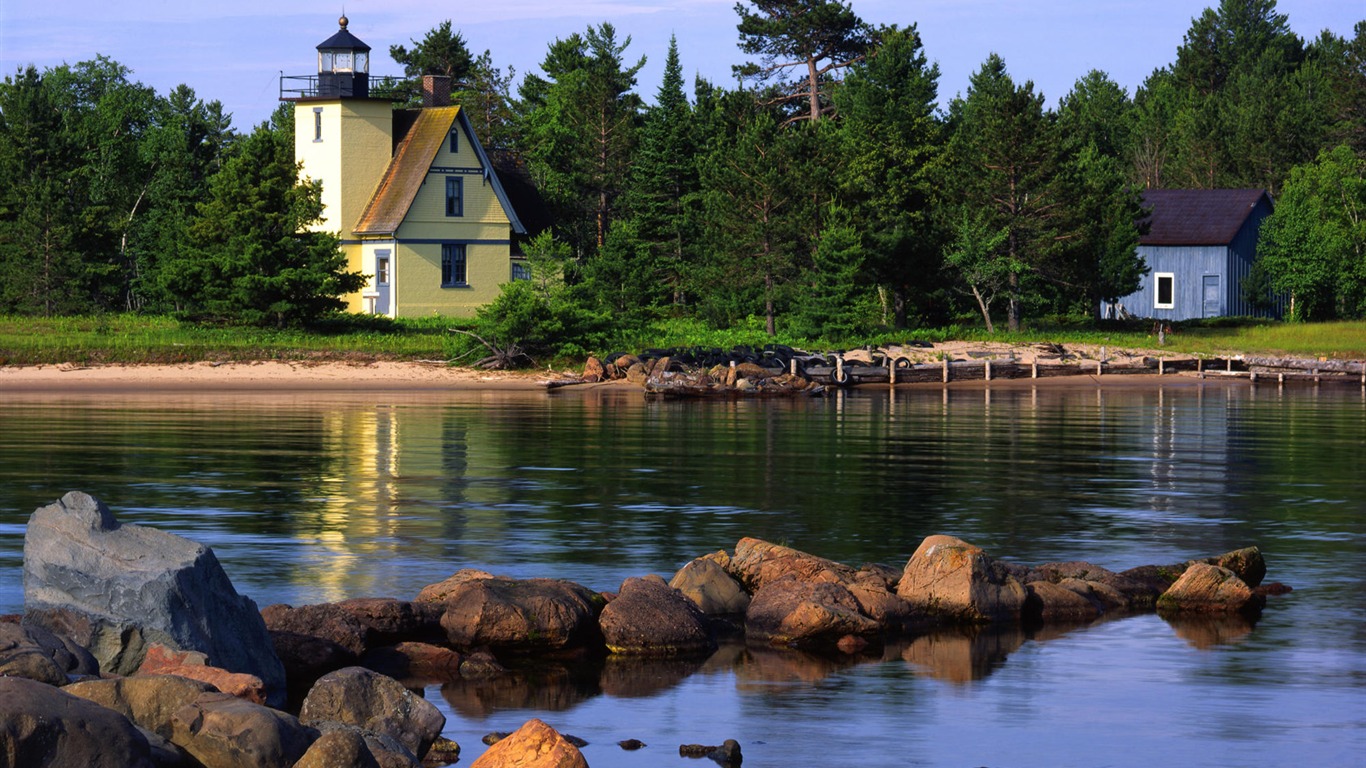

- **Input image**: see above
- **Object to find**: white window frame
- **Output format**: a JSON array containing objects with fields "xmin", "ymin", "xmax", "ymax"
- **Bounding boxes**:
[{"xmin": 1155, "ymin": 272, "xmax": 1175, "ymax": 310}]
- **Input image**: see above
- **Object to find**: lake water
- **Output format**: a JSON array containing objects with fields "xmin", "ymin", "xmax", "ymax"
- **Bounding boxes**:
[{"xmin": 1, "ymin": 382, "xmax": 1363, "ymax": 767}]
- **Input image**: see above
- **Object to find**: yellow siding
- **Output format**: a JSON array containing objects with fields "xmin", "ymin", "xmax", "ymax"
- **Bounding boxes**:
[
  {"xmin": 390, "ymin": 241, "xmax": 511, "ymax": 317},
  {"xmin": 294, "ymin": 100, "xmax": 392, "ymax": 235}
]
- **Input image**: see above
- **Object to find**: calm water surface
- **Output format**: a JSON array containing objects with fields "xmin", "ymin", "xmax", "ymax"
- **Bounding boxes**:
[{"xmin": 1, "ymin": 383, "xmax": 1363, "ymax": 767}]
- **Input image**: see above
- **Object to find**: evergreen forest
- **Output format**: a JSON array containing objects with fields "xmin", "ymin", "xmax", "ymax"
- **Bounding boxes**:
[{"xmin": 1, "ymin": 0, "xmax": 1364, "ymax": 350}]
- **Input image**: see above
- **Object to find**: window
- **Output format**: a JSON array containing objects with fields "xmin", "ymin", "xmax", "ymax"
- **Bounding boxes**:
[
  {"xmin": 449, "ymin": 128, "xmax": 459, "ymax": 154},
  {"xmin": 313, "ymin": 108, "xmax": 323, "ymax": 142},
  {"xmin": 442, "ymin": 244, "xmax": 467, "ymax": 286},
  {"xmin": 445, "ymin": 177, "xmax": 463, "ymax": 217},
  {"xmin": 1155, "ymin": 273, "xmax": 1175, "ymax": 309},
  {"xmin": 511, "ymin": 262, "xmax": 531, "ymax": 281},
  {"xmin": 376, "ymin": 256, "xmax": 390, "ymax": 286}
]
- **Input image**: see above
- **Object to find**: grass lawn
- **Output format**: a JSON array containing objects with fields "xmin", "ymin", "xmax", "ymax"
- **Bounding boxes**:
[{"xmin": 1, "ymin": 314, "xmax": 1363, "ymax": 367}]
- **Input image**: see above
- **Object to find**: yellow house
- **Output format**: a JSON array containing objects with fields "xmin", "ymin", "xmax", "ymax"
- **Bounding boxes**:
[{"xmin": 281, "ymin": 16, "xmax": 527, "ymax": 317}]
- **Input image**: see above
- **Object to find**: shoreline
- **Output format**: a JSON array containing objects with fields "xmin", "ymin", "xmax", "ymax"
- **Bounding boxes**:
[{"xmin": 0, "ymin": 359, "xmax": 1271, "ymax": 395}]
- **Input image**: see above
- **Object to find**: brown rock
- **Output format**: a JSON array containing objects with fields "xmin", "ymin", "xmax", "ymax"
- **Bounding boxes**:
[
  {"xmin": 294, "ymin": 727, "xmax": 383, "ymax": 768},
  {"xmin": 170, "ymin": 691, "xmax": 317, "ymax": 768},
  {"xmin": 361, "ymin": 642, "xmax": 464, "ymax": 681},
  {"xmin": 582, "ymin": 357, "xmax": 605, "ymax": 383},
  {"xmin": 300, "ymin": 666, "xmax": 445, "ymax": 759},
  {"xmin": 271, "ymin": 629, "xmax": 359, "ymax": 708},
  {"xmin": 733, "ymin": 362, "xmax": 778, "ymax": 380},
  {"xmin": 670, "ymin": 557, "xmax": 751, "ymax": 615},
  {"xmin": 599, "ymin": 575, "xmax": 716, "ymax": 657},
  {"xmin": 896, "ymin": 535, "xmax": 1028, "ymax": 623},
  {"xmin": 469, "ymin": 718, "xmax": 588, "ymax": 768},
  {"xmin": 1025, "ymin": 581, "xmax": 1102, "ymax": 622},
  {"xmin": 262, "ymin": 602, "xmax": 371, "ymax": 656},
  {"xmin": 0, "ymin": 621, "xmax": 68, "ymax": 685},
  {"xmin": 425, "ymin": 736, "xmax": 462, "ymax": 766},
  {"xmin": 625, "ymin": 363, "xmax": 648, "ymax": 385},
  {"xmin": 439, "ymin": 577, "xmax": 603, "ymax": 653},
  {"xmin": 0, "ymin": 676, "xmax": 154, "ymax": 768},
  {"xmin": 1197, "ymin": 547, "xmax": 1267, "ymax": 588},
  {"xmin": 728, "ymin": 537, "xmax": 861, "ymax": 592},
  {"xmin": 336, "ymin": 598, "xmax": 446, "ymax": 645},
  {"xmin": 1157, "ymin": 563, "xmax": 1265, "ymax": 615},
  {"xmin": 312, "ymin": 722, "xmax": 422, "ymax": 768},
  {"xmin": 746, "ymin": 577, "xmax": 880, "ymax": 649},
  {"xmin": 846, "ymin": 578, "xmax": 921, "ymax": 632},
  {"xmin": 65, "ymin": 674, "xmax": 217, "ymax": 741},
  {"xmin": 137, "ymin": 641, "xmax": 267, "ymax": 704},
  {"xmin": 416, "ymin": 569, "xmax": 497, "ymax": 603}
]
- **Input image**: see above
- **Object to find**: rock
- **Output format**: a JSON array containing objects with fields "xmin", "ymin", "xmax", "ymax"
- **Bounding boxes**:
[
  {"xmin": 438, "ymin": 577, "xmax": 604, "ymax": 654},
  {"xmin": 745, "ymin": 577, "xmax": 880, "ymax": 649},
  {"xmin": 709, "ymin": 738, "xmax": 743, "ymax": 767},
  {"xmin": 582, "ymin": 357, "xmax": 605, "ymax": 383},
  {"xmin": 669, "ymin": 557, "xmax": 750, "ymax": 615},
  {"xmin": 625, "ymin": 362, "xmax": 648, "ymax": 385},
  {"xmin": 22, "ymin": 492, "xmax": 286, "ymax": 706},
  {"xmin": 459, "ymin": 649, "xmax": 507, "ymax": 679},
  {"xmin": 65, "ymin": 674, "xmax": 216, "ymax": 742},
  {"xmin": 845, "ymin": 577, "xmax": 921, "ymax": 632},
  {"xmin": 1017, "ymin": 561, "xmax": 1154, "ymax": 609},
  {"xmin": 0, "ymin": 622, "xmax": 73, "ymax": 685},
  {"xmin": 1117, "ymin": 563, "xmax": 1187, "ymax": 602},
  {"xmin": 0, "ymin": 675, "xmax": 154, "ymax": 768},
  {"xmin": 313, "ymin": 721, "xmax": 422, "ymax": 768},
  {"xmin": 415, "ymin": 569, "xmax": 496, "ymax": 604},
  {"xmin": 1156, "ymin": 563, "xmax": 1265, "ymax": 615},
  {"xmin": 469, "ymin": 718, "xmax": 588, "ymax": 768},
  {"xmin": 294, "ymin": 728, "xmax": 383, "ymax": 768},
  {"xmin": 262, "ymin": 602, "xmax": 371, "ymax": 656},
  {"xmin": 599, "ymin": 575, "xmax": 716, "ymax": 657},
  {"xmin": 0, "ymin": 621, "xmax": 100, "ymax": 686},
  {"xmin": 170, "ymin": 691, "xmax": 317, "ymax": 768},
  {"xmin": 425, "ymin": 736, "xmax": 462, "ymax": 766},
  {"xmin": 896, "ymin": 535, "xmax": 1028, "ymax": 623},
  {"xmin": 300, "ymin": 666, "xmax": 445, "ymax": 759},
  {"xmin": 727, "ymin": 537, "xmax": 861, "ymax": 593},
  {"xmin": 271, "ymin": 629, "xmax": 359, "ymax": 709},
  {"xmin": 361, "ymin": 642, "xmax": 463, "ymax": 681},
  {"xmin": 137, "ymin": 642, "xmax": 268, "ymax": 704},
  {"xmin": 1197, "ymin": 547, "xmax": 1267, "ymax": 588},
  {"xmin": 1024, "ymin": 581, "xmax": 1102, "ymax": 622},
  {"xmin": 335, "ymin": 598, "xmax": 445, "ymax": 646},
  {"xmin": 618, "ymin": 739, "xmax": 646, "ymax": 750}
]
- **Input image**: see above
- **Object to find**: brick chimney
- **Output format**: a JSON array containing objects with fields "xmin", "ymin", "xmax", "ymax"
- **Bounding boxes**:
[{"xmin": 422, "ymin": 75, "xmax": 451, "ymax": 107}]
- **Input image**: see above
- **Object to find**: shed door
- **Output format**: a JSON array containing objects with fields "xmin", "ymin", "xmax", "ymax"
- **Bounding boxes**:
[
  {"xmin": 375, "ymin": 250, "xmax": 391, "ymax": 316},
  {"xmin": 1202, "ymin": 275, "xmax": 1220, "ymax": 318}
]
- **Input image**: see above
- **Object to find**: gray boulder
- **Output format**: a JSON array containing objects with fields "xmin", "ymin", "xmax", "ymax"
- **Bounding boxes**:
[
  {"xmin": 22, "ymin": 492, "xmax": 286, "ymax": 707},
  {"xmin": 896, "ymin": 535, "xmax": 1028, "ymax": 623},
  {"xmin": 599, "ymin": 575, "xmax": 716, "ymax": 657},
  {"xmin": 0, "ymin": 675, "xmax": 154, "ymax": 768},
  {"xmin": 300, "ymin": 666, "xmax": 445, "ymax": 760}
]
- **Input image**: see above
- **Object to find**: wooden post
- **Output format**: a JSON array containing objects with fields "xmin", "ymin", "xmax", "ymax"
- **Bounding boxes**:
[
  {"xmin": 836, "ymin": 356, "xmax": 844, "ymax": 385},
  {"xmin": 1096, "ymin": 359, "xmax": 1103, "ymax": 376},
  {"xmin": 1251, "ymin": 370, "xmax": 1258, "ymax": 383},
  {"xmin": 985, "ymin": 360, "xmax": 992, "ymax": 381},
  {"xmin": 942, "ymin": 357, "xmax": 949, "ymax": 383},
  {"xmin": 1227, "ymin": 358, "xmax": 1233, "ymax": 372},
  {"xmin": 1031, "ymin": 361, "xmax": 1038, "ymax": 379},
  {"xmin": 790, "ymin": 358, "xmax": 797, "ymax": 376},
  {"xmin": 1158, "ymin": 358, "xmax": 1164, "ymax": 376}
]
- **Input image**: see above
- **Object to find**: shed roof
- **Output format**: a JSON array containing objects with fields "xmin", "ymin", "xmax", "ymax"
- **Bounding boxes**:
[{"xmin": 1139, "ymin": 189, "xmax": 1271, "ymax": 246}]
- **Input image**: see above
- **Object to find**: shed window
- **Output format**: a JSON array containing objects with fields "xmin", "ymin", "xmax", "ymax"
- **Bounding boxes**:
[
  {"xmin": 449, "ymin": 128, "xmax": 459, "ymax": 154},
  {"xmin": 442, "ymin": 244, "xmax": 467, "ymax": 286},
  {"xmin": 511, "ymin": 262, "xmax": 531, "ymax": 281},
  {"xmin": 445, "ymin": 177, "xmax": 463, "ymax": 217},
  {"xmin": 313, "ymin": 108, "xmax": 323, "ymax": 142},
  {"xmin": 1155, "ymin": 273, "xmax": 1175, "ymax": 309}
]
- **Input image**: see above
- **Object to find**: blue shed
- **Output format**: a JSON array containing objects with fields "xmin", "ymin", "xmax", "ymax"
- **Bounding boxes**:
[{"xmin": 1105, "ymin": 189, "xmax": 1277, "ymax": 321}]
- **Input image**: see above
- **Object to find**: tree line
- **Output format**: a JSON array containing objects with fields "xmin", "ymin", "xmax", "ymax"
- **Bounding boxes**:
[{"xmin": 1, "ymin": 0, "xmax": 1363, "ymax": 336}]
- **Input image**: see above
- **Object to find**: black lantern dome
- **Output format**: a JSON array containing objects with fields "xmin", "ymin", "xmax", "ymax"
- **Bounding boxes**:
[{"xmin": 316, "ymin": 15, "xmax": 371, "ymax": 98}]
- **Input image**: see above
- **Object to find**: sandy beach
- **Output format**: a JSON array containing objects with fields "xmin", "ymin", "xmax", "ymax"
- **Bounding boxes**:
[{"xmin": 0, "ymin": 341, "xmax": 1233, "ymax": 394}]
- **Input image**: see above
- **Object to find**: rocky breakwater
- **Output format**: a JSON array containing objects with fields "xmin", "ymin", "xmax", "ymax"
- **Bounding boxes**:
[
  {"xmin": 579, "ymin": 353, "xmax": 825, "ymax": 398},
  {"xmin": 2, "ymin": 492, "xmax": 1288, "ymax": 768}
]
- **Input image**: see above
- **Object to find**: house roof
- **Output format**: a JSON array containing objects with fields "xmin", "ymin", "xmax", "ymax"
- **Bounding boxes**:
[
  {"xmin": 1139, "ymin": 189, "xmax": 1271, "ymax": 246},
  {"xmin": 353, "ymin": 106, "xmax": 526, "ymax": 237}
]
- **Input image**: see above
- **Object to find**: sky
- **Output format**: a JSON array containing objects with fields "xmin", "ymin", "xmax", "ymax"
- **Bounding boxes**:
[{"xmin": 1, "ymin": 1, "xmax": 1360, "ymax": 132}]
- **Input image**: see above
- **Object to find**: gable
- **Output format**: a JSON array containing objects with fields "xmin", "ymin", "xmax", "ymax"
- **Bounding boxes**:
[
  {"xmin": 353, "ymin": 107, "xmax": 525, "ymax": 237},
  {"xmin": 1139, "ymin": 189, "xmax": 1270, "ymax": 247}
]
